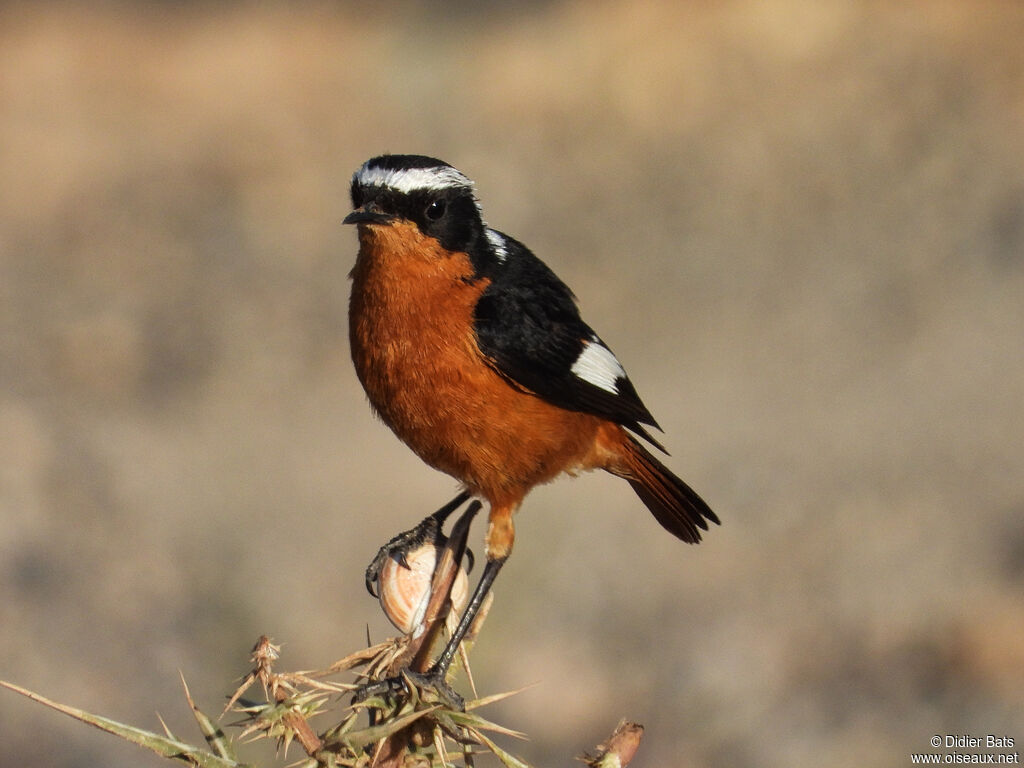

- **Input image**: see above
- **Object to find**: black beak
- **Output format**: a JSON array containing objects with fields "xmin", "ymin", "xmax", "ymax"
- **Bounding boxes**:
[{"xmin": 343, "ymin": 204, "xmax": 395, "ymax": 226}]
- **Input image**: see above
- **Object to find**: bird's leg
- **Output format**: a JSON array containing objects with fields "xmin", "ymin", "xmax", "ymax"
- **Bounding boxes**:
[
  {"xmin": 354, "ymin": 504, "xmax": 514, "ymax": 711},
  {"xmin": 353, "ymin": 498, "xmax": 480, "ymax": 707},
  {"xmin": 364, "ymin": 490, "xmax": 472, "ymax": 597},
  {"xmin": 360, "ymin": 554, "xmax": 506, "ymax": 711},
  {"xmin": 422, "ymin": 554, "xmax": 506, "ymax": 680},
  {"xmin": 419, "ymin": 505, "xmax": 514, "ymax": 689}
]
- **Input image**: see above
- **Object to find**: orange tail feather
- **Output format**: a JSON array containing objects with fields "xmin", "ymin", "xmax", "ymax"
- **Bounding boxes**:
[{"xmin": 614, "ymin": 436, "xmax": 719, "ymax": 544}]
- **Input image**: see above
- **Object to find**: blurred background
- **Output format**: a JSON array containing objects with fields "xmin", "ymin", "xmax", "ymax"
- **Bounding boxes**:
[{"xmin": 1, "ymin": 1, "xmax": 1022, "ymax": 766}]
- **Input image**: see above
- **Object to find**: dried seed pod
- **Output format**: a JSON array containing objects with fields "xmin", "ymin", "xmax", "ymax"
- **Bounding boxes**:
[{"xmin": 378, "ymin": 542, "xmax": 469, "ymax": 635}]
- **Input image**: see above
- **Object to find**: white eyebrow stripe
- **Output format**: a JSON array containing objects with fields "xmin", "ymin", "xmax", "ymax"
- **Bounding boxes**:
[
  {"xmin": 485, "ymin": 228, "xmax": 508, "ymax": 263},
  {"xmin": 570, "ymin": 337, "xmax": 626, "ymax": 394},
  {"xmin": 354, "ymin": 164, "xmax": 474, "ymax": 195}
]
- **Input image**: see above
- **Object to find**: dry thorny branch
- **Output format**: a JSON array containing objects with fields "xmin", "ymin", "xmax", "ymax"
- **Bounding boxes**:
[{"xmin": 0, "ymin": 506, "xmax": 645, "ymax": 767}]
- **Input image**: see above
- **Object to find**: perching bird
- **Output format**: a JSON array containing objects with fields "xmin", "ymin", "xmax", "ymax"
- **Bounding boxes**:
[{"xmin": 345, "ymin": 154, "xmax": 717, "ymax": 695}]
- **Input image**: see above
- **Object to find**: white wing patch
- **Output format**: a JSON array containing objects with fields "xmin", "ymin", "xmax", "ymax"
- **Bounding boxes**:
[
  {"xmin": 570, "ymin": 336, "xmax": 625, "ymax": 394},
  {"xmin": 485, "ymin": 228, "xmax": 509, "ymax": 263},
  {"xmin": 354, "ymin": 163, "xmax": 474, "ymax": 195}
]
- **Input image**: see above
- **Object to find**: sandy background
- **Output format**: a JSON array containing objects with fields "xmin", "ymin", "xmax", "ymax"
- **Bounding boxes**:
[{"xmin": 1, "ymin": 1, "xmax": 1022, "ymax": 766}]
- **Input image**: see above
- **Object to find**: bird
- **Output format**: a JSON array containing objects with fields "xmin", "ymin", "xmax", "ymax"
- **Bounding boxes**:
[{"xmin": 344, "ymin": 153, "xmax": 718, "ymax": 698}]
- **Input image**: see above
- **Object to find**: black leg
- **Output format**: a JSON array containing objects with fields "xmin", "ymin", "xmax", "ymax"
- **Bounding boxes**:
[
  {"xmin": 356, "ymin": 554, "xmax": 506, "ymax": 711},
  {"xmin": 353, "ymin": 508, "xmax": 506, "ymax": 712},
  {"xmin": 428, "ymin": 555, "xmax": 506, "ymax": 680}
]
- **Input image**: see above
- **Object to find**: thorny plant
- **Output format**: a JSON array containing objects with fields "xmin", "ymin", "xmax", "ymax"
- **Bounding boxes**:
[
  {"xmin": 220, "ymin": 632, "xmax": 532, "ymax": 768},
  {"xmin": 1, "ymin": 506, "xmax": 644, "ymax": 767}
]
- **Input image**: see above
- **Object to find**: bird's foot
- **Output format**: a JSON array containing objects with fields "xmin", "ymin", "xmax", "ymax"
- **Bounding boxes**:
[
  {"xmin": 364, "ymin": 517, "xmax": 443, "ymax": 598},
  {"xmin": 364, "ymin": 492, "xmax": 473, "ymax": 598},
  {"xmin": 351, "ymin": 668, "xmax": 465, "ymax": 712}
]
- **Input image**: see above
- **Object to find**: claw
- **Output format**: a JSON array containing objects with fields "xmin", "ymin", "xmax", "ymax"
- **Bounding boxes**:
[
  {"xmin": 351, "ymin": 669, "xmax": 465, "ymax": 712},
  {"xmin": 364, "ymin": 491, "xmax": 472, "ymax": 598},
  {"xmin": 405, "ymin": 670, "xmax": 465, "ymax": 711},
  {"xmin": 351, "ymin": 674, "xmax": 410, "ymax": 705}
]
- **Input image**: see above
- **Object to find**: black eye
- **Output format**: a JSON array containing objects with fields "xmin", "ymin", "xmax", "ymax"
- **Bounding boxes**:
[
  {"xmin": 351, "ymin": 183, "xmax": 363, "ymax": 209},
  {"xmin": 425, "ymin": 199, "xmax": 446, "ymax": 221}
]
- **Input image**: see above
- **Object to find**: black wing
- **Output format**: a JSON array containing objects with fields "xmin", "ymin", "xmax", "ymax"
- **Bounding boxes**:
[{"xmin": 472, "ymin": 231, "xmax": 665, "ymax": 449}]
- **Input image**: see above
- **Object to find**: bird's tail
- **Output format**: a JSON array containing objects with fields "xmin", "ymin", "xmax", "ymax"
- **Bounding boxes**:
[{"xmin": 613, "ymin": 435, "xmax": 719, "ymax": 544}]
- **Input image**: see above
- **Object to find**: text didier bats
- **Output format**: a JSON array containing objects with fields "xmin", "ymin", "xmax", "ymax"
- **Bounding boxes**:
[{"xmin": 945, "ymin": 736, "xmax": 1015, "ymax": 748}]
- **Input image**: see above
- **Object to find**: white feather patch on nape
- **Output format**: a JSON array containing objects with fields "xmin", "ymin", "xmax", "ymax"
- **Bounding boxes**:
[
  {"xmin": 355, "ymin": 163, "xmax": 474, "ymax": 195},
  {"xmin": 485, "ymin": 228, "xmax": 509, "ymax": 263},
  {"xmin": 570, "ymin": 336, "xmax": 625, "ymax": 394}
]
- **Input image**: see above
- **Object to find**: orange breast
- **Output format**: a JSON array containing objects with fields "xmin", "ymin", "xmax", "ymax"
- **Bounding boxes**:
[{"xmin": 349, "ymin": 221, "xmax": 604, "ymax": 507}]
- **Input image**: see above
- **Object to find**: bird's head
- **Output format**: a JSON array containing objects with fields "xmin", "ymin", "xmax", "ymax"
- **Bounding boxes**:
[{"xmin": 344, "ymin": 154, "xmax": 486, "ymax": 256}]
